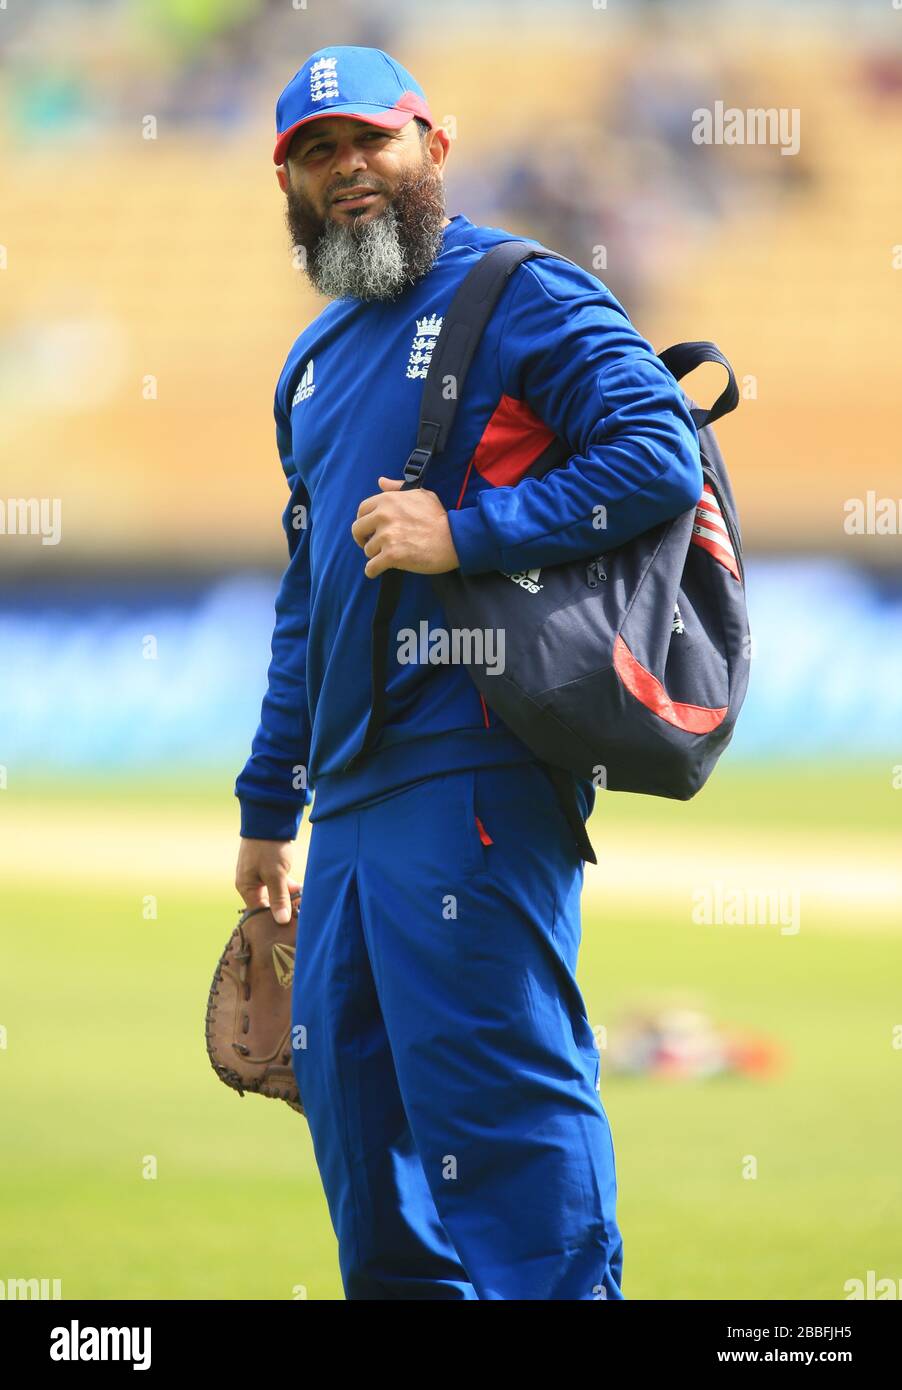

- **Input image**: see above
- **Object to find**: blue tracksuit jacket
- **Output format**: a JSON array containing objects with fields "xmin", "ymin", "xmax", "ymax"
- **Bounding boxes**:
[{"xmin": 235, "ymin": 212, "xmax": 703, "ymax": 838}]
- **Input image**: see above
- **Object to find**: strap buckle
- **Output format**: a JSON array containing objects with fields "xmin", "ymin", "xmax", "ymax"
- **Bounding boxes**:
[{"xmin": 403, "ymin": 447, "xmax": 433, "ymax": 485}]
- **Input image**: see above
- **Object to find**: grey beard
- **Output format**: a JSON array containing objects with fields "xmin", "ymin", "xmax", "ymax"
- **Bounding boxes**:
[
  {"xmin": 309, "ymin": 206, "xmax": 413, "ymax": 300},
  {"xmin": 285, "ymin": 152, "xmax": 448, "ymax": 302}
]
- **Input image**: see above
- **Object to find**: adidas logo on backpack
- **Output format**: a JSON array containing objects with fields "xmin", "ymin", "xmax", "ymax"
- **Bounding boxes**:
[{"xmin": 502, "ymin": 566, "xmax": 543, "ymax": 594}]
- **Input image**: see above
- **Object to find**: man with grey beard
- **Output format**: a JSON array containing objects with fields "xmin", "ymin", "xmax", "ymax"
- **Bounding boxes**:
[{"xmin": 234, "ymin": 42, "xmax": 701, "ymax": 1301}]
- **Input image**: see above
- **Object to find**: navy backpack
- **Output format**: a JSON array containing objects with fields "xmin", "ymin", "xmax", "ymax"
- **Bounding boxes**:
[{"xmin": 346, "ymin": 240, "xmax": 750, "ymax": 863}]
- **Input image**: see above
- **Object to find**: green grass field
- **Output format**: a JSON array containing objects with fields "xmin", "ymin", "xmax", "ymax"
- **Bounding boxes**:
[{"xmin": 1, "ymin": 764, "xmax": 900, "ymax": 1300}]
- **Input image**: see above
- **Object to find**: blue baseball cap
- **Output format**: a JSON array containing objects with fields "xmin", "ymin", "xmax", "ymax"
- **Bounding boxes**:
[{"xmin": 273, "ymin": 45, "xmax": 436, "ymax": 165}]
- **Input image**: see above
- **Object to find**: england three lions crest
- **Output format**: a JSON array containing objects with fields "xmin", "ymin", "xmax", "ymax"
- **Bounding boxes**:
[
  {"xmin": 310, "ymin": 57, "xmax": 339, "ymax": 104},
  {"xmin": 406, "ymin": 313, "xmax": 443, "ymax": 380}
]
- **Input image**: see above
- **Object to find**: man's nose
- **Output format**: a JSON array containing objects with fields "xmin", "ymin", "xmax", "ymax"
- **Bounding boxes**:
[{"xmin": 330, "ymin": 141, "xmax": 369, "ymax": 180}]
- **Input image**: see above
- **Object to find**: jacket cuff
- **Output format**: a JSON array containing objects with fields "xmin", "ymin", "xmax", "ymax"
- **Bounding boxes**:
[
  {"xmin": 239, "ymin": 797, "xmax": 304, "ymax": 841},
  {"xmin": 447, "ymin": 504, "xmax": 503, "ymax": 575}
]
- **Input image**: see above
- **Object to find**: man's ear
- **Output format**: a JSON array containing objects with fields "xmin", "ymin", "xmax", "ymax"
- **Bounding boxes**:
[
  {"xmin": 276, "ymin": 164, "xmax": 290, "ymax": 194},
  {"xmin": 425, "ymin": 125, "xmax": 452, "ymax": 174}
]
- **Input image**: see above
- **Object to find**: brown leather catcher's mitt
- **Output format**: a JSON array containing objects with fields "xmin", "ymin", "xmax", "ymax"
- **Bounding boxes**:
[{"xmin": 205, "ymin": 891, "xmax": 304, "ymax": 1115}]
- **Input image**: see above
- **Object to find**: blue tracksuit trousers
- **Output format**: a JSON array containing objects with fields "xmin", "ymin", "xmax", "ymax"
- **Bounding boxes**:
[{"xmin": 291, "ymin": 759, "xmax": 624, "ymax": 1300}]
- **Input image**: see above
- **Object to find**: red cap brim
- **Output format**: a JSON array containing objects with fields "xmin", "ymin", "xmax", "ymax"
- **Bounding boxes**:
[{"xmin": 273, "ymin": 92, "xmax": 434, "ymax": 165}]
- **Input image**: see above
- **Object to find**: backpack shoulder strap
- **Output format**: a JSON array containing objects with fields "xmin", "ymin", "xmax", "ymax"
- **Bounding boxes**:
[
  {"xmin": 345, "ymin": 239, "xmax": 565, "ymax": 775},
  {"xmin": 402, "ymin": 239, "xmax": 567, "ymax": 487}
]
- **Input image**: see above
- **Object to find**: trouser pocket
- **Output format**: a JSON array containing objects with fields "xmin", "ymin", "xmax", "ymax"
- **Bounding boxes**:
[
  {"xmin": 459, "ymin": 768, "xmax": 492, "ymax": 878},
  {"xmin": 475, "ymin": 762, "xmax": 582, "ymax": 869}
]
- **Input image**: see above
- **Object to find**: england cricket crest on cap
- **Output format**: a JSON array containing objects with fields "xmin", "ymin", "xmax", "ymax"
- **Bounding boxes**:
[
  {"xmin": 310, "ymin": 56, "xmax": 339, "ymax": 103},
  {"xmin": 406, "ymin": 313, "xmax": 443, "ymax": 380}
]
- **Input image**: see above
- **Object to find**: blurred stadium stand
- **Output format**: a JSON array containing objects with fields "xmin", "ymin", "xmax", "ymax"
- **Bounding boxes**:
[{"xmin": 2, "ymin": 0, "xmax": 901, "ymax": 766}]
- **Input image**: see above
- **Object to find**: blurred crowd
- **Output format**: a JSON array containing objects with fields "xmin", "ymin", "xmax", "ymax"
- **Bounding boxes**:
[{"xmin": 3, "ymin": 0, "xmax": 874, "ymax": 315}]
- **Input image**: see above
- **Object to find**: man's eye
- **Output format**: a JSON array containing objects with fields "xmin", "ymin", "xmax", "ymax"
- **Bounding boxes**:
[{"xmin": 305, "ymin": 131, "xmax": 386, "ymax": 158}]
